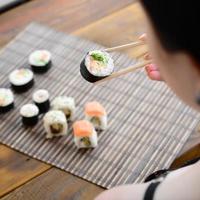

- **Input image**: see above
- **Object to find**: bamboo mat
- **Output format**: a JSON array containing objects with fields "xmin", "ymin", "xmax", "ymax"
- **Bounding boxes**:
[{"xmin": 0, "ymin": 23, "xmax": 199, "ymax": 189}]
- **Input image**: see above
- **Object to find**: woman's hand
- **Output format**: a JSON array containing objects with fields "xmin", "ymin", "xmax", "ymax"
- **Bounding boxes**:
[{"xmin": 139, "ymin": 34, "xmax": 163, "ymax": 81}]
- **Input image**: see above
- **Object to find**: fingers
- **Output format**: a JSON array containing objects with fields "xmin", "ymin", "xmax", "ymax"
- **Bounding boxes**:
[
  {"xmin": 145, "ymin": 64, "xmax": 164, "ymax": 81},
  {"xmin": 139, "ymin": 33, "xmax": 147, "ymax": 42}
]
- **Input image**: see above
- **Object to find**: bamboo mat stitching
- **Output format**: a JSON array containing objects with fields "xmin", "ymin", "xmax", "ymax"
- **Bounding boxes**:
[{"xmin": 0, "ymin": 23, "xmax": 199, "ymax": 188}]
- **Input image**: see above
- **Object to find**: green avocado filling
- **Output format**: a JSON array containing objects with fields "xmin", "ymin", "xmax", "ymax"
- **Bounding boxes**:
[{"xmin": 90, "ymin": 51, "xmax": 109, "ymax": 64}]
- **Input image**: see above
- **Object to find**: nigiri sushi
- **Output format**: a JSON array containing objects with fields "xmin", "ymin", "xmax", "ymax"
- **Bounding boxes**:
[
  {"xmin": 80, "ymin": 50, "xmax": 114, "ymax": 83},
  {"xmin": 73, "ymin": 120, "xmax": 98, "ymax": 148},
  {"xmin": 84, "ymin": 101, "xmax": 107, "ymax": 130}
]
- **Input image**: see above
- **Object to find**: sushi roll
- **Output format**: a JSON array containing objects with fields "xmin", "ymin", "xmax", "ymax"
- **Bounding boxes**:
[
  {"xmin": 43, "ymin": 110, "xmax": 68, "ymax": 139},
  {"xmin": 84, "ymin": 101, "xmax": 107, "ymax": 130},
  {"xmin": 80, "ymin": 50, "xmax": 114, "ymax": 83},
  {"xmin": 9, "ymin": 68, "xmax": 34, "ymax": 92},
  {"xmin": 33, "ymin": 89, "xmax": 50, "ymax": 113},
  {"xmin": 0, "ymin": 88, "xmax": 14, "ymax": 114},
  {"xmin": 29, "ymin": 50, "xmax": 51, "ymax": 73},
  {"xmin": 20, "ymin": 104, "xmax": 39, "ymax": 126},
  {"xmin": 51, "ymin": 96, "xmax": 75, "ymax": 121},
  {"xmin": 73, "ymin": 120, "xmax": 98, "ymax": 148}
]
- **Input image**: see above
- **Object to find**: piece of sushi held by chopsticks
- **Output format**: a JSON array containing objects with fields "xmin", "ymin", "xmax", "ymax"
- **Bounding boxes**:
[
  {"xmin": 33, "ymin": 89, "xmax": 50, "ymax": 113},
  {"xmin": 43, "ymin": 110, "xmax": 68, "ymax": 139},
  {"xmin": 73, "ymin": 120, "xmax": 98, "ymax": 148},
  {"xmin": 84, "ymin": 101, "xmax": 107, "ymax": 131},
  {"xmin": 0, "ymin": 88, "xmax": 14, "ymax": 114},
  {"xmin": 29, "ymin": 50, "xmax": 51, "ymax": 73},
  {"xmin": 80, "ymin": 50, "xmax": 114, "ymax": 83},
  {"xmin": 9, "ymin": 68, "xmax": 34, "ymax": 93},
  {"xmin": 51, "ymin": 96, "xmax": 75, "ymax": 121},
  {"xmin": 20, "ymin": 104, "xmax": 39, "ymax": 126}
]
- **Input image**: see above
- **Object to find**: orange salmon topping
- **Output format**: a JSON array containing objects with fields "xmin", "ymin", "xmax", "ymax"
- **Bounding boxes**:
[
  {"xmin": 73, "ymin": 120, "xmax": 93, "ymax": 137},
  {"xmin": 85, "ymin": 101, "xmax": 106, "ymax": 117}
]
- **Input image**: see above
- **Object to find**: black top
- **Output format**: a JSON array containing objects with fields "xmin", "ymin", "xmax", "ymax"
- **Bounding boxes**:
[{"xmin": 143, "ymin": 157, "xmax": 200, "ymax": 200}]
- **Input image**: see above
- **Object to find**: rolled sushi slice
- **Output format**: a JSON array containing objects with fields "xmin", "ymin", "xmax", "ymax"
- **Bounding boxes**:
[
  {"xmin": 9, "ymin": 68, "xmax": 34, "ymax": 93},
  {"xmin": 0, "ymin": 88, "xmax": 14, "ymax": 114},
  {"xmin": 43, "ymin": 110, "xmax": 68, "ymax": 139},
  {"xmin": 73, "ymin": 120, "xmax": 98, "ymax": 148},
  {"xmin": 20, "ymin": 104, "xmax": 39, "ymax": 126},
  {"xmin": 33, "ymin": 89, "xmax": 50, "ymax": 113},
  {"xmin": 51, "ymin": 96, "xmax": 75, "ymax": 121},
  {"xmin": 84, "ymin": 101, "xmax": 107, "ymax": 131},
  {"xmin": 80, "ymin": 50, "xmax": 114, "ymax": 83},
  {"xmin": 29, "ymin": 50, "xmax": 51, "ymax": 73}
]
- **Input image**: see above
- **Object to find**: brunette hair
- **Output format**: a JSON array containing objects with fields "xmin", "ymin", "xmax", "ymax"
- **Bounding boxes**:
[{"xmin": 141, "ymin": 1, "xmax": 200, "ymax": 63}]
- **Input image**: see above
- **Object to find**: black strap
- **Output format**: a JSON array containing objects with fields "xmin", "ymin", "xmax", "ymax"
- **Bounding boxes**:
[{"xmin": 143, "ymin": 182, "xmax": 161, "ymax": 200}]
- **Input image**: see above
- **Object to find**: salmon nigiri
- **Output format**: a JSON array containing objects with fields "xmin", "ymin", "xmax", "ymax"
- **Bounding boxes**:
[
  {"xmin": 84, "ymin": 101, "xmax": 107, "ymax": 131},
  {"xmin": 73, "ymin": 120, "xmax": 98, "ymax": 148}
]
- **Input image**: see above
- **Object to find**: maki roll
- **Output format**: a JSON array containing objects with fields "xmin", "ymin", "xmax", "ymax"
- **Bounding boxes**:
[
  {"xmin": 51, "ymin": 96, "xmax": 75, "ymax": 121},
  {"xmin": 84, "ymin": 101, "xmax": 107, "ymax": 130},
  {"xmin": 73, "ymin": 120, "xmax": 98, "ymax": 148},
  {"xmin": 9, "ymin": 68, "xmax": 34, "ymax": 92},
  {"xmin": 20, "ymin": 104, "xmax": 39, "ymax": 126},
  {"xmin": 33, "ymin": 89, "xmax": 50, "ymax": 113},
  {"xmin": 43, "ymin": 110, "xmax": 68, "ymax": 139},
  {"xmin": 0, "ymin": 88, "xmax": 14, "ymax": 114},
  {"xmin": 29, "ymin": 50, "xmax": 51, "ymax": 73},
  {"xmin": 80, "ymin": 50, "xmax": 114, "ymax": 83}
]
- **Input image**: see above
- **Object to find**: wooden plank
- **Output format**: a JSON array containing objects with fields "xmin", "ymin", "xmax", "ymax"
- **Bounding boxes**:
[
  {"xmin": 0, "ymin": 0, "xmax": 134, "ymax": 47},
  {"xmin": 0, "ymin": 145, "xmax": 51, "ymax": 197},
  {"xmin": 0, "ymin": 168, "xmax": 104, "ymax": 200}
]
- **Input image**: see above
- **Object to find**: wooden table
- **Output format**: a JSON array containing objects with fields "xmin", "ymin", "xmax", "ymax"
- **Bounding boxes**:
[{"xmin": 0, "ymin": 1, "xmax": 200, "ymax": 199}]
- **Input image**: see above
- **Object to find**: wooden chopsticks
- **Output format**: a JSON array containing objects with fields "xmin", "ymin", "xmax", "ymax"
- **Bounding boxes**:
[
  {"xmin": 94, "ymin": 40, "xmax": 149, "ymax": 84},
  {"xmin": 103, "ymin": 41, "xmax": 145, "ymax": 52},
  {"xmin": 94, "ymin": 60, "xmax": 151, "ymax": 85}
]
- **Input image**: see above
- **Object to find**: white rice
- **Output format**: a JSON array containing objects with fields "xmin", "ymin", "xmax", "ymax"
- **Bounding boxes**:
[
  {"xmin": 9, "ymin": 68, "xmax": 33, "ymax": 86},
  {"xmin": 85, "ymin": 115, "xmax": 107, "ymax": 130},
  {"xmin": 29, "ymin": 50, "xmax": 51, "ymax": 67},
  {"xmin": 0, "ymin": 88, "xmax": 14, "ymax": 107},
  {"xmin": 74, "ymin": 129, "xmax": 98, "ymax": 148},
  {"xmin": 20, "ymin": 104, "xmax": 39, "ymax": 117},
  {"xmin": 43, "ymin": 110, "xmax": 68, "ymax": 139},
  {"xmin": 85, "ymin": 50, "xmax": 114, "ymax": 76},
  {"xmin": 33, "ymin": 89, "xmax": 49, "ymax": 103},
  {"xmin": 51, "ymin": 96, "xmax": 75, "ymax": 120}
]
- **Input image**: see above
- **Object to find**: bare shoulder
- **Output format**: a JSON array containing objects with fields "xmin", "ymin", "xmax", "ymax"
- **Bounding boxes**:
[{"xmin": 155, "ymin": 161, "xmax": 200, "ymax": 200}]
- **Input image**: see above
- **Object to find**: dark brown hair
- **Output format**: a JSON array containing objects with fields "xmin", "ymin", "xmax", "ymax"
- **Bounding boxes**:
[{"xmin": 141, "ymin": 0, "xmax": 200, "ymax": 63}]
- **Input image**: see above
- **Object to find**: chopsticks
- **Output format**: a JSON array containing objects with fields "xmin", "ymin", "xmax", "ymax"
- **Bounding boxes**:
[
  {"xmin": 94, "ymin": 60, "xmax": 151, "ymax": 85},
  {"xmin": 103, "ymin": 41, "xmax": 145, "ymax": 52},
  {"xmin": 92, "ymin": 40, "xmax": 149, "ymax": 84}
]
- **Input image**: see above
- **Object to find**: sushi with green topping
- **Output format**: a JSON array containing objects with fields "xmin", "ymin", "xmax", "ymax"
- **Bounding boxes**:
[
  {"xmin": 29, "ymin": 50, "xmax": 51, "ymax": 73},
  {"xmin": 0, "ymin": 88, "xmax": 14, "ymax": 114},
  {"xmin": 80, "ymin": 50, "xmax": 114, "ymax": 83}
]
